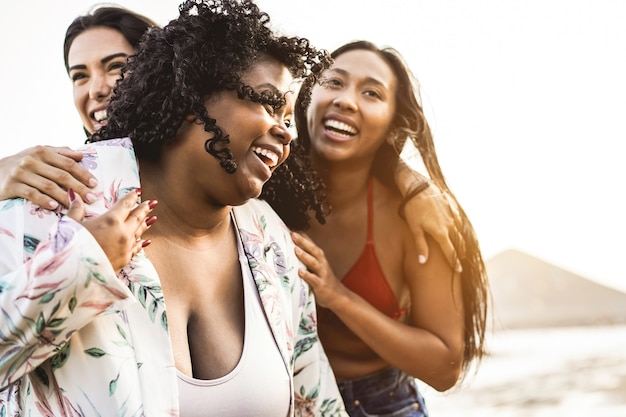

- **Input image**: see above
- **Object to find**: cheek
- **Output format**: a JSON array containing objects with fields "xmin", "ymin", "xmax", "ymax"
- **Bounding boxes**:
[
  {"xmin": 306, "ymin": 104, "xmax": 319, "ymax": 139},
  {"xmin": 73, "ymin": 86, "xmax": 88, "ymax": 115},
  {"xmin": 278, "ymin": 144, "xmax": 291, "ymax": 166},
  {"xmin": 372, "ymin": 107, "xmax": 395, "ymax": 134},
  {"xmin": 107, "ymin": 72, "xmax": 121, "ymax": 89}
]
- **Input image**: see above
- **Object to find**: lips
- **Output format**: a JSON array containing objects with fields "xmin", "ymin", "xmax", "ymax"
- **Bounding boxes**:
[
  {"xmin": 89, "ymin": 109, "xmax": 108, "ymax": 132},
  {"xmin": 323, "ymin": 117, "xmax": 359, "ymax": 140},
  {"xmin": 251, "ymin": 145, "xmax": 280, "ymax": 168},
  {"xmin": 93, "ymin": 109, "xmax": 107, "ymax": 124}
]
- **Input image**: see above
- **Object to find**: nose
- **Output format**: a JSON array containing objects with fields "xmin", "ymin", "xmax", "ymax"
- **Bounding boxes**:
[
  {"xmin": 89, "ymin": 72, "xmax": 113, "ymax": 102},
  {"xmin": 270, "ymin": 121, "xmax": 294, "ymax": 145},
  {"xmin": 332, "ymin": 90, "xmax": 358, "ymax": 112}
]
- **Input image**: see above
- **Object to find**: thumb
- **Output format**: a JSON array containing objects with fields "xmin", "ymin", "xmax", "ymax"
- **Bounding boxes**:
[{"xmin": 66, "ymin": 188, "xmax": 85, "ymax": 223}]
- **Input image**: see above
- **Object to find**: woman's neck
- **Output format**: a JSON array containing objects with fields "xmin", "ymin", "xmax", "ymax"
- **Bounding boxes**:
[
  {"xmin": 313, "ymin": 156, "xmax": 372, "ymax": 211},
  {"xmin": 138, "ymin": 159, "xmax": 233, "ymax": 249}
]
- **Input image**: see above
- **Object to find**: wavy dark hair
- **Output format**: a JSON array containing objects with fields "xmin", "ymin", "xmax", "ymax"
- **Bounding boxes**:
[
  {"xmin": 63, "ymin": 5, "xmax": 157, "ymax": 73},
  {"xmin": 294, "ymin": 40, "xmax": 490, "ymax": 381},
  {"xmin": 91, "ymin": 0, "xmax": 331, "ymax": 229}
]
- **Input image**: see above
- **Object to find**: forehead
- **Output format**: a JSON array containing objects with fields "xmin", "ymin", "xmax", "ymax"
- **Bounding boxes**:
[
  {"xmin": 67, "ymin": 27, "xmax": 135, "ymax": 66},
  {"xmin": 331, "ymin": 49, "xmax": 397, "ymax": 90},
  {"xmin": 242, "ymin": 58, "xmax": 297, "ymax": 100}
]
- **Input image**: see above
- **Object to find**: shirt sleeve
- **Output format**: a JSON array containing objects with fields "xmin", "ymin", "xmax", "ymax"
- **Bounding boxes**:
[{"xmin": 0, "ymin": 200, "xmax": 130, "ymax": 389}]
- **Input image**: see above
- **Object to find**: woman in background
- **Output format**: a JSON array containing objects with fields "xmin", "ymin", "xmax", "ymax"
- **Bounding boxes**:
[{"xmin": 0, "ymin": 6, "xmax": 156, "ymax": 209}]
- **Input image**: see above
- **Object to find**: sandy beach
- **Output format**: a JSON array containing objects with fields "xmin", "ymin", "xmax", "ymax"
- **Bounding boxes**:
[{"xmin": 419, "ymin": 325, "xmax": 626, "ymax": 417}]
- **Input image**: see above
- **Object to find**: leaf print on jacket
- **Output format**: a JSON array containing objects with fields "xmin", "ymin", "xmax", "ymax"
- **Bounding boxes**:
[{"xmin": 0, "ymin": 138, "xmax": 345, "ymax": 416}]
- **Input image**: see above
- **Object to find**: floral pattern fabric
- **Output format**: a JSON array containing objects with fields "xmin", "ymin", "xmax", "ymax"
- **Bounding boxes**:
[{"xmin": 0, "ymin": 138, "xmax": 346, "ymax": 417}]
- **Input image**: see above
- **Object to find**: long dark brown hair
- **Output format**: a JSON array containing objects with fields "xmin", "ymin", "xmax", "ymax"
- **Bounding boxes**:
[
  {"xmin": 295, "ymin": 40, "xmax": 490, "ymax": 381},
  {"xmin": 63, "ymin": 5, "xmax": 157, "ymax": 73}
]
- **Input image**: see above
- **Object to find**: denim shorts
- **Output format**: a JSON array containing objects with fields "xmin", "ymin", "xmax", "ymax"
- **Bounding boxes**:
[{"xmin": 337, "ymin": 367, "xmax": 428, "ymax": 417}]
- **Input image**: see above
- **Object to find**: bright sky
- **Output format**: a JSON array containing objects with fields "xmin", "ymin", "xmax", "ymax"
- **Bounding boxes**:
[{"xmin": 1, "ymin": 0, "xmax": 624, "ymax": 291}]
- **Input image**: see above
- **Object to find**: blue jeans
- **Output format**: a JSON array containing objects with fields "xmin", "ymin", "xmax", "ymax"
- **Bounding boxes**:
[{"xmin": 337, "ymin": 367, "xmax": 429, "ymax": 417}]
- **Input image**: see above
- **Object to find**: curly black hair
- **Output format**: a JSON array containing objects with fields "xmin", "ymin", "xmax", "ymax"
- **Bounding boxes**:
[{"xmin": 91, "ymin": 0, "xmax": 331, "ymax": 230}]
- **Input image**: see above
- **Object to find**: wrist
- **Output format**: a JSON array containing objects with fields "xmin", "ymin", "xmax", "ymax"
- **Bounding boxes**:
[
  {"xmin": 398, "ymin": 180, "xmax": 431, "ymax": 220},
  {"xmin": 395, "ymin": 162, "xmax": 428, "ymax": 197}
]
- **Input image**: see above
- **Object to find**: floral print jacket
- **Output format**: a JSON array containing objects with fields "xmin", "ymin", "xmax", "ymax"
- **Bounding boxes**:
[{"xmin": 0, "ymin": 138, "xmax": 346, "ymax": 417}]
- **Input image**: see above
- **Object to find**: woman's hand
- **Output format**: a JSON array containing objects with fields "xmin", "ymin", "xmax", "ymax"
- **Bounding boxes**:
[
  {"xmin": 394, "ymin": 162, "xmax": 462, "ymax": 271},
  {"xmin": 0, "ymin": 146, "xmax": 98, "ymax": 209},
  {"xmin": 403, "ymin": 184, "xmax": 463, "ymax": 272},
  {"xmin": 66, "ymin": 188, "xmax": 157, "ymax": 272},
  {"xmin": 291, "ymin": 231, "xmax": 345, "ymax": 309}
]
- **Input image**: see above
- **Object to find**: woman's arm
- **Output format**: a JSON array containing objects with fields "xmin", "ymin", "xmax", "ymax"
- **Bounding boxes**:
[
  {"xmin": 395, "ymin": 161, "xmax": 462, "ymax": 271},
  {"xmin": 292, "ymin": 230, "xmax": 465, "ymax": 392},
  {"xmin": 0, "ymin": 190, "xmax": 154, "ymax": 388},
  {"xmin": 0, "ymin": 146, "xmax": 98, "ymax": 209}
]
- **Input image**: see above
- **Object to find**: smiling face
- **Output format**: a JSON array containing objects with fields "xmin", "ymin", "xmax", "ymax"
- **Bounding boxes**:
[
  {"xmin": 306, "ymin": 49, "xmax": 398, "ymax": 165},
  {"xmin": 67, "ymin": 27, "xmax": 135, "ymax": 134},
  {"xmin": 173, "ymin": 57, "xmax": 296, "ymax": 206}
]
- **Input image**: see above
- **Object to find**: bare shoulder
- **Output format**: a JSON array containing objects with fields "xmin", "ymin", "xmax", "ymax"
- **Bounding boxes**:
[{"xmin": 372, "ymin": 178, "xmax": 415, "ymax": 247}]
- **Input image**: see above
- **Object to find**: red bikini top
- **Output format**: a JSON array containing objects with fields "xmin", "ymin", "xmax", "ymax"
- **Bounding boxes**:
[{"xmin": 320, "ymin": 178, "xmax": 407, "ymax": 322}]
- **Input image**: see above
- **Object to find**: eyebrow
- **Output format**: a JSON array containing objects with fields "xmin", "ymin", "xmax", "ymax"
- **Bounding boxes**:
[
  {"xmin": 68, "ymin": 52, "xmax": 130, "ymax": 72},
  {"xmin": 255, "ymin": 83, "xmax": 296, "ymax": 99},
  {"xmin": 327, "ymin": 68, "xmax": 389, "ymax": 89},
  {"xmin": 255, "ymin": 83, "xmax": 282, "ymax": 94}
]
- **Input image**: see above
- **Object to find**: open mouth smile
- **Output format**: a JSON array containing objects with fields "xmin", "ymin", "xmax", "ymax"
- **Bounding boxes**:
[{"xmin": 251, "ymin": 145, "xmax": 280, "ymax": 168}]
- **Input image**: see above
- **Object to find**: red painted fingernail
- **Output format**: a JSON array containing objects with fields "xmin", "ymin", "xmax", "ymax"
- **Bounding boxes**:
[
  {"xmin": 136, "ymin": 188, "xmax": 142, "ymax": 197},
  {"xmin": 141, "ymin": 239, "xmax": 152, "ymax": 248},
  {"xmin": 148, "ymin": 199, "xmax": 158, "ymax": 209},
  {"xmin": 68, "ymin": 188, "xmax": 76, "ymax": 204},
  {"xmin": 145, "ymin": 216, "xmax": 157, "ymax": 226}
]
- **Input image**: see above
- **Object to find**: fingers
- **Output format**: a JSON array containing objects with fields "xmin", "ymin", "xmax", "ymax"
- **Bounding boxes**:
[
  {"xmin": 81, "ymin": 189, "xmax": 157, "ymax": 272},
  {"xmin": 127, "ymin": 198, "xmax": 158, "ymax": 249},
  {"xmin": 47, "ymin": 147, "xmax": 98, "ymax": 205},
  {"xmin": 291, "ymin": 232, "xmax": 321, "ymax": 270},
  {"xmin": 440, "ymin": 233, "xmax": 462, "ymax": 273},
  {"xmin": 55, "ymin": 147, "xmax": 85, "ymax": 162},
  {"xmin": 0, "ymin": 146, "xmax": 98, "ymax": 209},
  {"xmin": 411, "ymin": 229, "xmax": 430, "ymax": 265},
  {"xmin": 65, "ymin": 189, "xmax": 86, "ymax": 223}
]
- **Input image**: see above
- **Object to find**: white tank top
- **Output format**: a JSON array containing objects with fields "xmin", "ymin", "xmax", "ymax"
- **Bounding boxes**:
[{"xmin": 176, "ymin": 231, "xmax": 290, "ymax": 417}]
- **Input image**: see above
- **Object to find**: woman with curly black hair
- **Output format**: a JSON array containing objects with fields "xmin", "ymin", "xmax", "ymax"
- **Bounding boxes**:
[{"xmin": 0, "ymin": 1, "xmax": 348, "ymax": 415}]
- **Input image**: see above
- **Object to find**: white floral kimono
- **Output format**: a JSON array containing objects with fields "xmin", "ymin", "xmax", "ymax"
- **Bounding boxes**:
[{"xmin": 0, "ymin": 138, "xmax": 346, "ymax": 417}]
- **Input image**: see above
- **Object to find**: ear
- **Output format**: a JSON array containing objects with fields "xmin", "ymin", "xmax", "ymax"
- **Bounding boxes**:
[{"xmin": 184, "ymin": 113, "xmax": 197, "ymax": 122}]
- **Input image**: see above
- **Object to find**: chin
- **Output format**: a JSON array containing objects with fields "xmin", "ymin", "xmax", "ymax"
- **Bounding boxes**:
[{"xmin": 228, "ymin": 187, "xmax": 263, "ymax": 207}]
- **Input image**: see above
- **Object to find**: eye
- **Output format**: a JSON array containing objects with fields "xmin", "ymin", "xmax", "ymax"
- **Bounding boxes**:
[
  {"xmin": 107, "ymin": 61, "xmax": 125, "ymax": 73},
  {"xmin": 364, "ymin": 89, "xmax": 382, "ymax": 100},
  {"xmin": 70, "ymin": 72, "xmax": 87, "ymax": 84},
  {"xmin": 320, "ymin": 77, "xmax": 343, "ymax": 89}
]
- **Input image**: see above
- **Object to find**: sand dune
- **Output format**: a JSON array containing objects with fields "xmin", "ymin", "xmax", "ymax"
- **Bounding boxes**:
[{"xmin": 486, "ymin": 249, "xmax": 626, "ymax": 329}]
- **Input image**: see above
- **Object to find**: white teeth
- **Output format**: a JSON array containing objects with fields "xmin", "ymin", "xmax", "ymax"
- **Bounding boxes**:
[
  {"xmin": 251, "ymin": 146, "xmax": 279, "ymax": 167},
  {"xmin": 94, "ymin": 110, "xmax": 108, "ymax": 123},
  {"xmin": 324, "ymin": 119, "xmax": 357, "ymax": 136}
]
